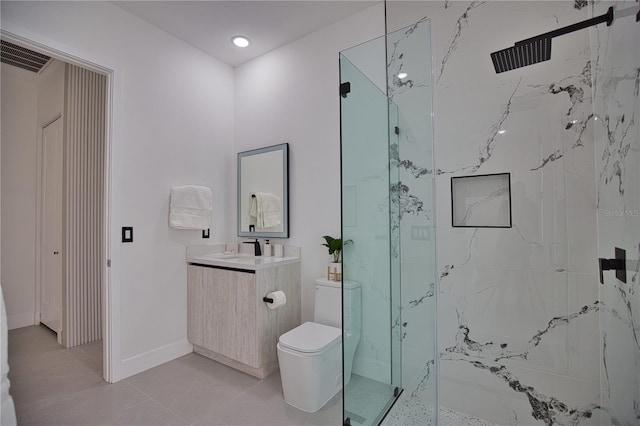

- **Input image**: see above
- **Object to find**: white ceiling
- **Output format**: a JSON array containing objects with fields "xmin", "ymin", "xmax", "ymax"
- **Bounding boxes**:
[{"xmin": 113, "ymin": 1, "xmax": 378, "ymax": 67}]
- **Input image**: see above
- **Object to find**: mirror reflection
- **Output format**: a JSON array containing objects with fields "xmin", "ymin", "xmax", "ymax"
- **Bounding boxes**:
[{"xmin": 237, "ymin": 143, "xmax": 289, "ymax": 238}]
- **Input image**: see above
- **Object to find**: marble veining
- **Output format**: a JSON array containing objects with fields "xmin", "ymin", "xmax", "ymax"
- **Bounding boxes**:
[
  {"xmin": 410, "ymin": 358, "xmax": 435, "ymax": 399},
  {"xmin": 613, "ymin": 284, "xmax": 640, "ymax": 351},
  {"xmin": 445, "ymin": 302, "xmax": 598, "ymax": 363},
  {"xmin": 387, "ymin": 17, "xmax": 430, "ymax": 102},
  {"xmin": 389, "ymin": 182, "xmax": 425, "ymax": 220},
  {"xmin": 392, "ymin": 282, "xmax": 435, "ymax": 340},
  {"xmin": 528, "ymin": 62, "xmax": 593, "ymax": 171},
  {"xmin": 440, "ymin": 264, "xmax": 454, "ymax": 281},
  {"xmin": 407, "ymin": 282, "xmax": 435, "ymax": 309},
  {"xmin": 450, "ymin": 358, "xmax": 604, "ymax": 426},
  {"xmin": 594, "ymin": 46, "xmax": 639, "ymax": 203},
  {"xmin": 437, "ymin": 1, "xmax": 488, "ymax": 83},
  {"xmin": 599, "ymin": 114, "xmax": 636, "ymax": 198},
  {"xmin": 390, "ymin": 143, "xmax": 432, "ymax": 178},
  {"xmin": 513, "ymin": 224, "xmax": 544, "ymax": 249},
  {"xmin": 631, "ymin": 242, "xmax": 640, "ymax": 297},
  {"xmin": 602, "ymin": 332, "xmax": 610, "ymax": 400},
  {"xmin": 437, "ymin": 78, "xmax": 521, "ymax": 175},
  {"xmin": 457, "ymin": 187, "xmax": 510, "ymax": 226},
  {"xmin": 573, "ymin": 0, "xmax": 588, "ymax": 11}
]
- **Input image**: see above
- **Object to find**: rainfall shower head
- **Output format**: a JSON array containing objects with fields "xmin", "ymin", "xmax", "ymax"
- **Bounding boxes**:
[
  {"xmin": 491, "ymin": 6, "xmax": 616, "ymax": 74},
  {"xmin": 491, "ymin": 38, "xmax": 552, "ymax": 74}
]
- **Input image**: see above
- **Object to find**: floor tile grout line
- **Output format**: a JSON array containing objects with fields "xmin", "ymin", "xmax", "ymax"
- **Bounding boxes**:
[
  {"xmin": 177, "ymin": 370, "xmax": 281, "ymax": 425},
  {"xmin": 124, "ymin": 378, "xmax": 194, "ymax": 425}
]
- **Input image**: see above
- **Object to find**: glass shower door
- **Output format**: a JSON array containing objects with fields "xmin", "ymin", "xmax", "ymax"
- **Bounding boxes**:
[
  {"xmin": 592, "ymin": 1, "xmax": 640, "ymax": 423},
  {"xmin": 340, "ymin": 36, "xmax": 400, "ymax": 426},
  {"xmin": 340, "ymin": 17, "xmax": 435, "ymax": 426}
]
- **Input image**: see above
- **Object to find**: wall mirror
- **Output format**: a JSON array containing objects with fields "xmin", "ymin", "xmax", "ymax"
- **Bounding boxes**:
[{"xmin": 237, "ymin": 143, "xmax": 289, "ymax": 238}]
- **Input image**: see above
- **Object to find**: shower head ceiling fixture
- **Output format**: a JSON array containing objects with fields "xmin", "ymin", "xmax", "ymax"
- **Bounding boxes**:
[
  {"xmin": 491, "ymin": 38, "xmax": 552, "ymax": 74},
  {"xmin": 491, "ymin": 6, "xmax": 616, "ymax": 74}
]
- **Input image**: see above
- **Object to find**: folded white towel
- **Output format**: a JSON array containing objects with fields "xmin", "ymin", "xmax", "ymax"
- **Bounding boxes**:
[
  {"xmin": 169, "ymin": 185, "xmax": 213, "ymax": 230},
  {"xmin": 248, "ymin": 192, "xmax": 281, "ymax": 229}
]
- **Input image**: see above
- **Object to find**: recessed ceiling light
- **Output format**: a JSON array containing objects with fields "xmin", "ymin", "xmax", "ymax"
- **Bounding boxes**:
[
  {"xmin": 232, "ymin": 36, "xmax": 250, "ymax": 48},
  {"xmin": 397, "ymin": 72, "xmax": 408, "ymax": 79},
  {"xmin": 498, "ymin": 130, "xmax": 506, "ymax": 134}
]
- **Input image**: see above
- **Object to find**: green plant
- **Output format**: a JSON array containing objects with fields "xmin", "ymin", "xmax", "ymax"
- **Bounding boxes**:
[{"xmin": 322, "ymin": 235, "xmax": 352, "ymax": 263}]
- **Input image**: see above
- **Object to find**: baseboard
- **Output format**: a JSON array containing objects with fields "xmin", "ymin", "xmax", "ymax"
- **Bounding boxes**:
[
  {"xmin": 7, "ymin": 313, "xmax": 37, "ymax": 330},
  {"xmin": 118, "ymin": 339, "xmax": 193, "ymax": 381}
]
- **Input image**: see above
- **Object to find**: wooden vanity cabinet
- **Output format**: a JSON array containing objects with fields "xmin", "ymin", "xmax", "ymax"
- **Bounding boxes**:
[{"xmin": 187, "ymin": 262, "xmax": 300, "ymax": 379}]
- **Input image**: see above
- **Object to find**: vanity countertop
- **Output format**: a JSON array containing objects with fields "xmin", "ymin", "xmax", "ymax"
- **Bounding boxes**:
[{"xmin": 186, "ymin": 243, "xmax": 300, "ymax": 271}]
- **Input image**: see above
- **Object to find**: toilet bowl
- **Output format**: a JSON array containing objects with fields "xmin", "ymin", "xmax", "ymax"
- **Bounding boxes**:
[
  {"xmin": 277, "ymin": 322, "xmax": 342, "ymax": 412},
  {"xmin": 277, "ymin": 278, "xmax": 361, "ymax": 412}
]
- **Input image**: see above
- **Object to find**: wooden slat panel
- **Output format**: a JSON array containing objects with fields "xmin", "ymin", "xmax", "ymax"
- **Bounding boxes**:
[{"xmin": 62, "ymin": 64, "xmax": 106, "ymax": 348}]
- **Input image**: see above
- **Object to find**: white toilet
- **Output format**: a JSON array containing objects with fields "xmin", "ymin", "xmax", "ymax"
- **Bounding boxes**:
[{"xmin": 277, "ymin": 278, "xmax": 361, "ymax": 413}]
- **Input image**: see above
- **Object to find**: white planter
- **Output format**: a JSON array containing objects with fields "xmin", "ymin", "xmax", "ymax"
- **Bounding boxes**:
[{"xmin": 327, "ymin": 262, "xmax": 342, "ymax": 281}]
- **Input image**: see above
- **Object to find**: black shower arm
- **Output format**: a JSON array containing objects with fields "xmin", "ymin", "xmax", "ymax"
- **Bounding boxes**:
[{"xmin": 515, "ymin": 7, "xmax": 614, "ymax": 47}]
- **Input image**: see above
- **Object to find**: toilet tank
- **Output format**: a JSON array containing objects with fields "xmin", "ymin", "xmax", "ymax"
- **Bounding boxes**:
[
  {"xmin": 314, "ymin": 278, "xmax": 361, "ymax": 331},
  {"xmin": 342, "ymin": 281, "xmax": 361, "ymax": 337}
]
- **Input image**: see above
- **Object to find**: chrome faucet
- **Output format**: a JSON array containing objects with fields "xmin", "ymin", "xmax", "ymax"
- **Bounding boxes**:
[{"xmin": 243, "ymin": 239, "xmax": 261, "ymax": 256}]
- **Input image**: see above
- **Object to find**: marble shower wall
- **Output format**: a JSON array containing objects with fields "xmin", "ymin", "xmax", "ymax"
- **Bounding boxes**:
[
  {"xmin": 590, "ymin": 1, "xmax": 640, "ymax": 424},
  {"xmin": 381, "ymin": 19, "xmax": 438, "ymax": 425},
  {"xmin": 383, "ymin": 1, "xmax": 621, "ymax": 424}
]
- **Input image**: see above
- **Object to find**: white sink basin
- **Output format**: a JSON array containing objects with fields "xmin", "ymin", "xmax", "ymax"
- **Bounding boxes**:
[
  {"xmin": 187, "ymin": 248, "xmax": 299, "ymax": 271},
  {"xmin": 198, "ymin": 253, "xmax": 241, "ymax": 260}
]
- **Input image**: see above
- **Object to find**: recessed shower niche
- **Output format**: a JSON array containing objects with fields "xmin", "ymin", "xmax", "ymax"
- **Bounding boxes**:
[{"xmin": 451, "ymin": 173, "xmax": 512, "ymax": 228}]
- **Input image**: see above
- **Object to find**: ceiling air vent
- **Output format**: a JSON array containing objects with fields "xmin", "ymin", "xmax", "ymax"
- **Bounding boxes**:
[{"xmin": 1, "ymin": 40, "xmax": 51, "ymax": 73}]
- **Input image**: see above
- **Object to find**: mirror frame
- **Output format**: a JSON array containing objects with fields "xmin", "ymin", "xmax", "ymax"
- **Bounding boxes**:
[{"xmin": 237, "ymin": 143, "xmax": 289, "ymax": 238}]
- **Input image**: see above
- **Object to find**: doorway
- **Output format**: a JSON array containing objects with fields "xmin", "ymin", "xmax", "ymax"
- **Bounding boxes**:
[
  {"xmin": 39, "ymin": 116, "xmax": 63, "ymax": 338},
  {"xmin": 0, "ymin": 35, "xmax": 113, "ymax": 382}
]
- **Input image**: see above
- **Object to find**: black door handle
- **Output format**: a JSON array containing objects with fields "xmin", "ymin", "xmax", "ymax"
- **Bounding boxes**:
[{"xmin": 53, "ymin": 251, "xmax": 59, "ymax": 255}]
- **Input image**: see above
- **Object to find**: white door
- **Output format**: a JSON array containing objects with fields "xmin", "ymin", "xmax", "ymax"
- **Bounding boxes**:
[{"xmin": 40, "ymin": 118, "xmax": 63, "ymax": 333}]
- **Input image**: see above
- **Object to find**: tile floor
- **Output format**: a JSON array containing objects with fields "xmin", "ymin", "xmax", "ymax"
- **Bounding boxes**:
[
  {"xmin": 8, "ymin": 326, "xmax": 499, "ymax": 426},
  {"xmin": 7, "ymin": 326, "xmax": 341, "ymax": 426}
]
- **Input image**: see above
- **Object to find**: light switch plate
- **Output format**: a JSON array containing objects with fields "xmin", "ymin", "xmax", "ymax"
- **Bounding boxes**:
[{"xmin": 122, "ymin": 226, "xmax": 133, "ymax": 243}]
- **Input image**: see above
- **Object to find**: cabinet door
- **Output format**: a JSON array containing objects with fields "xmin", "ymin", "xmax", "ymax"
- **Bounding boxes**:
[
  {"xmin": 199, "ymin": 267, "xmax": 258, "ymax": 367},
  {"xmin": 187, "ymin": 265, "xmax": 205, "ymax": 347}
]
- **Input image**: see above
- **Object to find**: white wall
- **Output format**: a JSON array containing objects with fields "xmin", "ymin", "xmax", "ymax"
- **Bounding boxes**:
[
  {"xmin": 234, "ymin": 4, "xmax": 385, "ymax": 321},
  {"xmin": 1, "ymin": 58, "xmax": 64, "ymax": 331},
  {"xmin": 37, "ymin": 59, "xmax": 64, "ymax": 127},
  {"xmin": 1, "ymin": 1, "xmax": 235, "ymax": 380},
  {"xmin": 0, "ymin": 65, "xmax": 38, "ymax": 329}
]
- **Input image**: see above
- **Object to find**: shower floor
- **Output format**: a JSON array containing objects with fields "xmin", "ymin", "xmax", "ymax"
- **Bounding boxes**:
[
  {"xmin": 346, "ymin": 374, "xmax": 500, "ymax": 425},
  {"xmin": 381, "ymin": 392, "xmax": 500, "ymax": 426},
  {"xmin": 344, "ymin": 374, "xmax": 396, "ymax": 425},
  {"xmin": 383, "ymin": 404, "xmax": 499, "ymax": 426}
]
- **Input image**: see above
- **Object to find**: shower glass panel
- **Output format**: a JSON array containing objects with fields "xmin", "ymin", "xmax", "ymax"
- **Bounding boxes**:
[
  {"xmin": 340, "ymin": 35, "xmax": 399, "ymax": 426},
  {"xmin": 384, "ymin": 19, "xmax": 437, "ymax": 426},
  {"xmin": 340, "ymin": 18, "xmax": 435, "ymax": 426},
  {"xmin": 591, "ymin": 1, "xmax": 640, "ymax": 423}
]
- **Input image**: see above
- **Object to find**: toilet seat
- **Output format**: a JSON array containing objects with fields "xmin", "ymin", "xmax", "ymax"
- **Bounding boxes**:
[{"xmin": 279, "ymin": 322, "xmax": 341, "ymax": 354}]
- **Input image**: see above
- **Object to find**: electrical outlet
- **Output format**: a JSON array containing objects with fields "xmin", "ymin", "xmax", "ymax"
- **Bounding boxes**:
[{"xmin": 411, "ymin": 225, "xmax": 429, "ymax": 240}]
